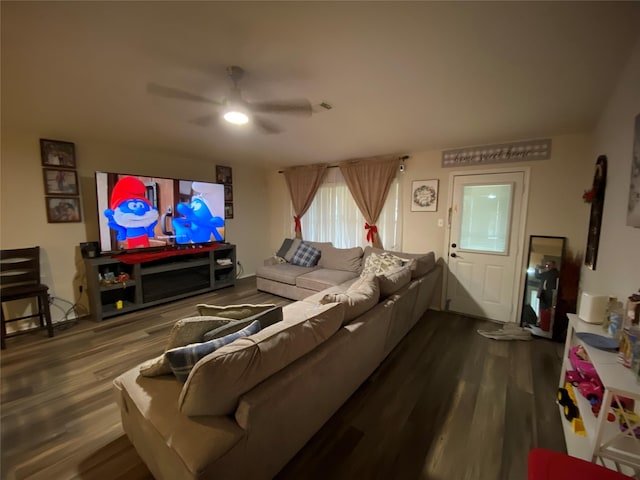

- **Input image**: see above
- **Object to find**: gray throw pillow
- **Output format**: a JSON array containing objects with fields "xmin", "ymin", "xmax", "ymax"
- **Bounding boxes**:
[
  {"xmin": 203, "ymin": 305, "xmax": 283, "ymax": 341},
  {"xmin": 276, "ymin": 238, "xmax": 294, "ymax": 258}
]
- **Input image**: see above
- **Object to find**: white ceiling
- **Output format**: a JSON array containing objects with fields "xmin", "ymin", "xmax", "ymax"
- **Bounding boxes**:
[{"xmin": 2, "ymin": 1, "xmax": 639, "ymax": 169}]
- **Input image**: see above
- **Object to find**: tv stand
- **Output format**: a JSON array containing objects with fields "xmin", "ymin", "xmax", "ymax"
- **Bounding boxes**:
[{"xmin": 84, "ymin": 244, "xmax": 236, "ymax": 321}]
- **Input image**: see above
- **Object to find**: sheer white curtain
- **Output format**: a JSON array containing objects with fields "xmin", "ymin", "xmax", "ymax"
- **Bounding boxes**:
[{"xmin": 297, "ymin": 168, "xmax": 402, "ymax": 249}]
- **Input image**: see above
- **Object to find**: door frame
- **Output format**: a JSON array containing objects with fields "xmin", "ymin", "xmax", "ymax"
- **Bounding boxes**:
[{"xmin": 441, "ymin": 166, "xmax": 531, "ymax": 322}]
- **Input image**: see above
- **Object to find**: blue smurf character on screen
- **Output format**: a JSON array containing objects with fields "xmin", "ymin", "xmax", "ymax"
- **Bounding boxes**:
[
  {"xmin": 172, "ymin": 182, "xmax": 225, "ymax": 244},
  {"xmin": 104, "ymin": 176, "xmax": 159, "ymax": 249}
]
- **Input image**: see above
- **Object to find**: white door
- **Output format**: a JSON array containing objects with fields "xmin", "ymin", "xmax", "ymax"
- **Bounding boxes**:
[{"xmin": 446, "ymin": 170, "xmax": 527, "ymax": 323}]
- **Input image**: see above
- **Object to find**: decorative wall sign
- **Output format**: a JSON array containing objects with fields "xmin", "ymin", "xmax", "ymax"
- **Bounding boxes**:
[
  {"xmin": 585, "ymin": 155, "xmax": 607, "ymax": 270},
  {"xmin": 627, "ymin": 113, "xmax": 640, "ymax": 227},
  {"xmin": 411, "ymin": 179, "xmax": 439, "ymax": 212},
  {"xmin": 442, "ymin": 139, "xmax": 551, "ymax": 167}
]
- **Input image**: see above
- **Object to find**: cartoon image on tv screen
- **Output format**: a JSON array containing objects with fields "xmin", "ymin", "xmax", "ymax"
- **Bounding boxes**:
[
  {"xmin": 104, "ymin": 176, "xmax": 159, "ymax": 249},
  {"xmin": 172, "ymin": 181, "xmax": 225, "ymax": 244},
  {"xmin": 97, "ymin": 172, "xmax": 226, "ymax": 252}
]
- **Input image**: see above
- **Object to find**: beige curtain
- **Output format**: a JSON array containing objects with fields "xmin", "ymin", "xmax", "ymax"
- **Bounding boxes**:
[
  {"xmin": 283, "ymin": 164, "xmax": 328, "ymax": 239},
  {"xmin": 339, "ymin": 155, "xmax": 399, "ymax": 249}
]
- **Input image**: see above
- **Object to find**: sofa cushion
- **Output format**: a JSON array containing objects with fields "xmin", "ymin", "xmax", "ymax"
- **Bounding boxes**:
[
  {"xmin": 179, "ymin": 302, "xmax": 345, "ymax": 416},
  {"xmin": 362, "ymin": 246, "xmax": 436, "ymax": 279},
  {"xmin": 360, "ymin": 251, "xmax": 405, "ymax": 276},
  {"xmin": 166, "ymin": 320, "xmax": 261, "ymax": 382},
  {"xmin": 319, "ymin": 274, "xmax": 380, "ymax": 323},
  {"xmin": 290, "ymin": 242, "xmax": 322, "ymax": 267},
  {"xmin": 295, "ymin": 268, "xmax": 359, "ymax": 292},
  {"xmin": 318, "ymin": 245, "xmax": 364, "ymax": 273},
  {"xmin": 139, "ymin": 316, "xmax": 232, "ymax": 377},
  {"xmin": 202, "ymin": 306, "xmax": 283, "ymax": 342},
  {"xmin": 377, "ymin": 265, "xmax": 412, "ymax": 299},
  {"xmin": 196, "ymin": 303, "xmax": 277, "ymax": 320},
  {"xmin": 256, "ymin": 263, "xmax": 317, "ymax": 285},
  {"xmin": 283, "ymin": 238, "xmax": 302, "ymax": 262},
  {"xmin": 276, "ymin": 238, "xmax": 294, "ymax": 258}
]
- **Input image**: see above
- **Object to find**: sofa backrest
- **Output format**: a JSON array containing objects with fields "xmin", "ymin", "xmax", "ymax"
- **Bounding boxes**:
[
  {"xmin": 362, "ymin": 246, "xmax": 436, "ymax": 279},
  {"xmin": 178, "ymin": 302, "xmax": 345, "ymax": 417}
]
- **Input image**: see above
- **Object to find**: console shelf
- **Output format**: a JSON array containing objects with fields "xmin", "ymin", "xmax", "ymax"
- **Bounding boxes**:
[
  {"xmin": 84, "ymin": 244, "xmax": 236, "ymax": 321},
  {"xmin": 559, "ymin": 313, "xmax": 640, "ymax": 474}
]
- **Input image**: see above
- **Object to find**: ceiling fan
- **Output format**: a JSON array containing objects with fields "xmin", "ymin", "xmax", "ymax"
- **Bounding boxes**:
[{"xmin": 146, "ymin": 66, "xmax": 313, "ymax": 134}]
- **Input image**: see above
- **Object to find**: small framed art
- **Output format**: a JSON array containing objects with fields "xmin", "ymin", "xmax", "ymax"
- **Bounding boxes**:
[
  {"xmin": 43, "ymin": 168, "xmax": 79, "ymax": 195},
  {"xmin": 40, "ymin": 139, "xmax": 76, "ymax": 168},
  {"xmin": 411, "ymin": 179, "xmax": 439, "ymax": 212},
  {"xmin": 216, "ymin": 165, "xmax": 233, "ymax": 184},
  {"xmin": 224, "ymin": 184, "xmax": 233, "ymax": 202},
  {"xmin": 225, "ymin": 202, "xmax": 234, "ymax": 219},
  {"xmin": 45, "ymin": 196, "xmax": 82, "ymax": 223}
]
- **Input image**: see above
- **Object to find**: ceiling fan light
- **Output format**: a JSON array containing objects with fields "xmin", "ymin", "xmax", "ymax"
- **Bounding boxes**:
[{"xmin": 223, "ymin": 109, "xmax": 249, "ymax": 125}]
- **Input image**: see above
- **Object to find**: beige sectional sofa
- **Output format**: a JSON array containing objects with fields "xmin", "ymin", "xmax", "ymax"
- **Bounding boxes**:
[{"xmin": 113, "ymin": 244, "xmax": 441, "ymax": 480}]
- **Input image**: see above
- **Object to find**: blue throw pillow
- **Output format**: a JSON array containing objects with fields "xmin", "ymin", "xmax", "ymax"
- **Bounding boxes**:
[
  {"xmin": 290, "ymin": 242, "xmax": 321, "ymax": 267},
  {"xmin": 165, "ymin": 319, "xmax": 261, "ymax": 382}
]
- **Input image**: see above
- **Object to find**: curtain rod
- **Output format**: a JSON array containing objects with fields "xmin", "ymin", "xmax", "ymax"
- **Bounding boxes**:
[{"xmin": 277, "ymin": 155, "xmax": 409, "ymax": 174}]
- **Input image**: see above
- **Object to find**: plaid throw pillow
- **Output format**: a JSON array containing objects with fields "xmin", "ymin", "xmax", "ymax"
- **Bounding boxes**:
[
  {"xmin": 290, "ymin": 242, "xmax": 321, "ymax": 267},
  {"xmin": 165, "ymin": 320, "xmax": 261, "ymax": 382}
]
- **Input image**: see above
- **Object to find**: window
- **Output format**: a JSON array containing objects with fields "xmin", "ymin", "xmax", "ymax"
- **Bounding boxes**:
[{"xmin": 297, "ymin": 168, "xmax": 402, "ymax": 249}]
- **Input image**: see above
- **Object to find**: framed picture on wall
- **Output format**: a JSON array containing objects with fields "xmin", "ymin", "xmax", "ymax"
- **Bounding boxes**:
[
  {"xmin": 43, "ymin": 168, "xmax": 79, "ymax": 195},
  {"xmin": 40, "ymin": 139, "xmax": 76, "ymax": 168},
  {"xmin": 224, "ymin": 184, "xmax": 233, "ymax": 202},
  {"xmin": 45, "ymin": 196, "xmax": 82, "ymax": 223},
  {"xmin": 411, "ymin": 179, "xmax": 439, "ymax": 212},
  {"xmin": 216, "ymin": 165, "xmax": 233, "ymax": 184},
  {"xmin": 225, "ymin": 202, "xmax": 234, "ymax": 219}
]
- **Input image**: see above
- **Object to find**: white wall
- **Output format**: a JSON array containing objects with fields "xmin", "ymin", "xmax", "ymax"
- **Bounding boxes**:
[
  {"xmin": 0, "ymin": 129, "xmax": 273, "ymax": 323},
  {"xmin": 580, "ymin": 36, "xmax": 640, "ymax": 302}
]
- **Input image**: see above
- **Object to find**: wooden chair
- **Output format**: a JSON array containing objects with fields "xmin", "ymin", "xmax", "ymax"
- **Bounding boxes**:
[{"xmin": 0, "ymin": 247, "xmax": 54, "ymax": 349}]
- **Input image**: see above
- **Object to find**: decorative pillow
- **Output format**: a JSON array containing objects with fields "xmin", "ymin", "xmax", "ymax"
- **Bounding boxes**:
[
  {"xmin": 139, "ymin": 316, "xmax": 231, "ymax": 377},
  {"xmin": 377, "ymin": 265, "xmax": 412, "ymax": 299},
  {"xmin": 283, "ymin": 238, "xmax": 302, "ymax": 262},
  {"xmin": 360, "ymin": 252, "xmax": 405, "ymax": 276},
  {"xmin": 196, "ymin": 303, "xmax": 277, "ymax": 320},
  {"xmin": 276, "ymin": 238, "xmax": 294, "ymax": 258},
  {"xmin": 318, "ymin": 245, "xmax": 364, "ymax": 273},
  {"xmin": 202, "ymin": 305, "xmax": 283, "ymax": 342},
  {"xmin": 319, "ymin": 274, "xmax": 380, "ymax": 323},
  {"xmin": 362, "ymin": 246, "xmax": 436, "ymax": 279},
  {"xmin": 166, "ymin": 320, "xmax": 261, "ymax": 382},
  {"xmin": 290, "ymin": 242, "xmax": 322, "ymax": 267}
]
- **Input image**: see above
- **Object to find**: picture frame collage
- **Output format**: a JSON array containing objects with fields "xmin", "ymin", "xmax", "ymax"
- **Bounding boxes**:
[
  {"xmin": 216, "ymin": 165, "xmax": 234, "ymax": 219},
  {"xmin": 40, "ymin": 138, "xmax": 81, "ymax": 223}
]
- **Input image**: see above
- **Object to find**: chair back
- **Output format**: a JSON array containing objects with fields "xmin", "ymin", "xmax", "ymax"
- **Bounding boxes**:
[{"xmin": 0, "ymin": 247, "xmax": 42, "ymax": 288}]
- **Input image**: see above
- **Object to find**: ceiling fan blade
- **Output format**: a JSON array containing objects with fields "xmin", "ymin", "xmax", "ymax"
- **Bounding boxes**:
[
  {"xmin": 147, "ymin": 83, "xmax": 221, "ymax": 105},
  {"xmin": 248, "ymin": 99, "xmax": 312, "ymax": 116},
  {"xmin": 189, "ymin": 114, "xmax": 217, "ymax": 127},
  {"xmin": 253, "ymin": 115, "xmax": 282, "ymax": 134}
]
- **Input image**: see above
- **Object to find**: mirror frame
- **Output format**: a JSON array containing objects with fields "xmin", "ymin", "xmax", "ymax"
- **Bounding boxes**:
[{"xmin": 520, "ymin": 235, "xmax": 566, "ymax": 334}]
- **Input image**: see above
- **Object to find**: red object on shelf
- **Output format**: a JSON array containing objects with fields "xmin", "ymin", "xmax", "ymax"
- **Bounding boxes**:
[
  {"xmin": 528, "ymin": 448, "xmax": 632, "ymax": 479},
  {"xmin": 112, "ymin": 244, "xmax": 220, "ymax": 264},
  {"xmin": 539, "ymin": 308, "xmax": 552, "ymax": 331}
]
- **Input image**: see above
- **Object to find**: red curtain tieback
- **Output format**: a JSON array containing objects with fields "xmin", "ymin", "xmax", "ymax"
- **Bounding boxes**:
[
  {"xmin": 294, "ymin": 215, "xmax": 302, "ymax": 232},
  {"xmin": 365, "ymin": 223, "xmax": 378, "ymax": 243}
]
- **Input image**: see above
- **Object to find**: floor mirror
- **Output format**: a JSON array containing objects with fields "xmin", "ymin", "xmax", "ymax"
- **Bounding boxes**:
[{"xmin": 520, "ymin": 235, "xmax": 566, "ymax": 339}]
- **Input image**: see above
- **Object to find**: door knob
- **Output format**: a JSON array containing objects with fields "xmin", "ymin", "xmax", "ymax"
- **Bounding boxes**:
[
  {"xmin": 451, "ymin": 252, "xmax": 458, "ymax": 258},
  {"xmin": 451, "ymin": 243, "xmax": 457, "ymax": 248}
]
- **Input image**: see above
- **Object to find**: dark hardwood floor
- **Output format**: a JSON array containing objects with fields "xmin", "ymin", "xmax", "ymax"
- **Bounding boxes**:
[{"xmin": 1, "ymin": 277, "xmax": 565, "ymax": 480}]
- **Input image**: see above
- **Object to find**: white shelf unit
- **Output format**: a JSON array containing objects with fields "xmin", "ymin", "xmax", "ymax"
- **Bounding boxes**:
[{"xmin": 559, "ymin": 313, "xmax": 640, "ymax": 474}]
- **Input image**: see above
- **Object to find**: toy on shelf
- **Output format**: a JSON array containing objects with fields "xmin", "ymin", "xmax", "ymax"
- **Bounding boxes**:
[
  {"xmin": 565, "ymin": 346, "xmax": 635, "ymax": 415},
  {"xmin": 615, "ymin": 409, "xmax": 640, "ymax": 438},
  {"xmin": 557, "ymin": 383, "xmax": 586, "ymax": 435}
]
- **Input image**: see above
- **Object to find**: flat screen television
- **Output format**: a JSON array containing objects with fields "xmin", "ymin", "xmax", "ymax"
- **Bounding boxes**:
[{"xmin": 95, "ymin": 171, "xmax": 225, "ymax": 253}]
